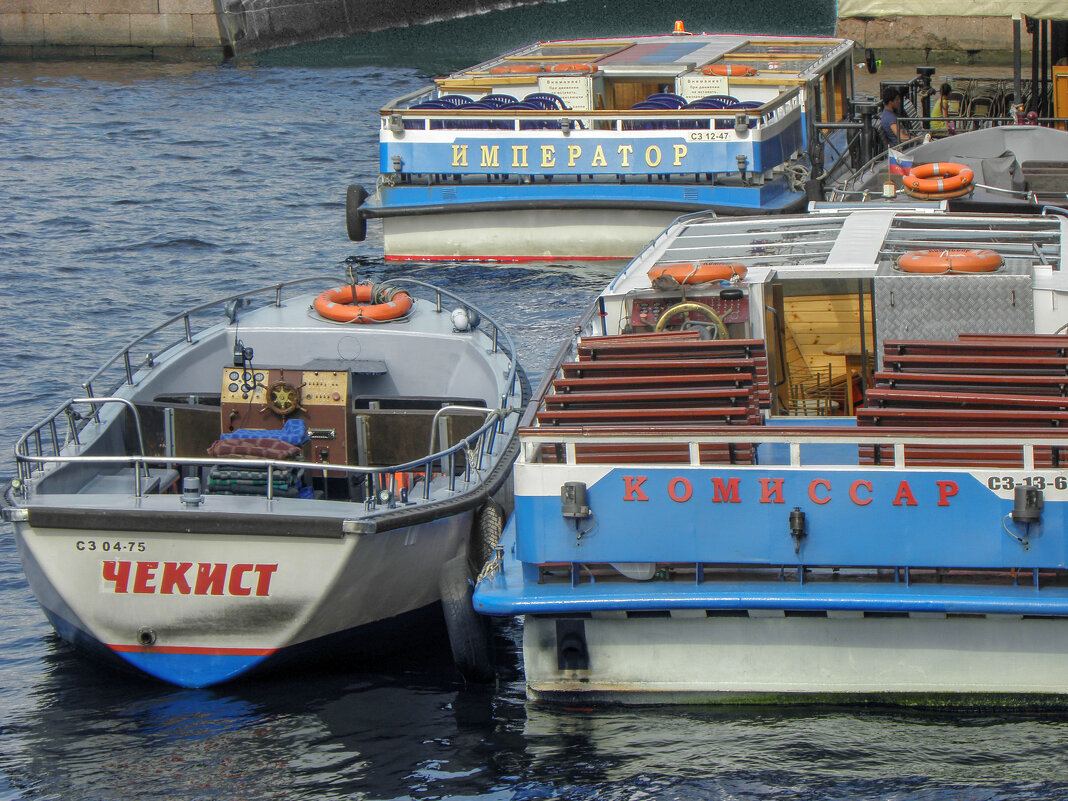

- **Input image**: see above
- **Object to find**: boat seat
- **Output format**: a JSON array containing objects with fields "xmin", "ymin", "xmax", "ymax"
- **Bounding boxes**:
[
  {"xmin": 882, "ymin": 353, "xmax": 1068, "ymax": 375},
  {"xmin": 535, "ymin": 404, "xmax": 759, "ymax": 426},
  {"xmin": 1021, "ymin": 160, "xmax": 1068, "ymax": 198},
  {"xmin": 553, "ymin": 371, "xmax": 757, "ymax": 394},
  {"xmin": 577, "ymin": 337, "xmax": 766, "ymax": 360},
  {"xmin": 645, "ymin": 92, "xmax": 686, "ymax": 107},
  {"xmin": 882, "ymin": 339, "xmax": 1068, "ymax": 358},
  {"xmin": 864, "ymin": 387, "xmax": 1068, "ymax": 411},
  {"xmin": 523, "ymin": 93, "xmax": 568, "ymax": 110},
  {"xmin": 544, "ymin": 386, "xmax": 754, "ymax": 411},
  {"xmin": 560, "ymin": 357, "xmax": 769, "ymax": 407},
  {"xmin": 355, "ymin": 407, "xmax": 485, "ymax": 467},
  {"xmin": 856, "ymin": 406, "xmax": 1068, "ymax": 427},
  {"xmin": 77, "ymin": 467, "xmax": 180, "ymax": 495},
  {"xmin": 872, "ymin": 371, "xmax": 1068, "ymax": 396}
]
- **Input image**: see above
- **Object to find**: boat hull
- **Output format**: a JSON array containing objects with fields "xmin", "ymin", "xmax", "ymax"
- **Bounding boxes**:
[
  {"xmin": 12, "ymin": 510, "xmax": 472, "ymax": 688},
  {"xmin": 523, "ymin": 612, "xmax": 1068, "ymax": 705},
  {"xmin": 373, "ymin": 183, "xmax": 807, "ymax": 261},
  {"xmin": 383, "ymin": 207, "xmax": 680, "ymax": 262}
]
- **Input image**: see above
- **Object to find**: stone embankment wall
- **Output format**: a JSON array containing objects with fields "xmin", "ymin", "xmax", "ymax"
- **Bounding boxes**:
[
  {"xmin": 0, "ymin": 3, "xmax": 1037, "ymax": 62},
  {"xmin": 837, "ymin": 16, "xmax": 1029, "ymax": 65},
  {"xmin": 0, "ymin": 0, "xmax": 227, "ymax": 60}
]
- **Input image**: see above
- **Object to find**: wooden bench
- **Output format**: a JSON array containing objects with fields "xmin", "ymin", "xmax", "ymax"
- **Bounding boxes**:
[
  {"xmin": 856, "ymin": 407, "xmax": 1068, "ymax": 427},
  {"xmin": 883, "ymin": 339, "xmax": 1068, "ymax": 358},
  {"xmin": 872, "ymin": 371, "xmax": 1068, "ymax": 396},
  {"xmin": 577, "ymin": 337, "xmax": 767, "ymax": 361},
  {"xmin": 864, "ymin": 387, "xmax": 1068, "ymax": 411},
  {"xmin": 535, "ymin": 405, "xmax": 759, "ymax": 426},
  {"xmin": 881, "ymin": 353, "xmax": 1068, "ymax": 376},
  {"xmin": 559, "ymin": 358, "xmax": 770, "ymax": 407},
  {"xmin": 553, "ymin": 371, "xmax": 757, "ymax": 394},
  {"xmin": 543, "ymin": 386, "xmax": 753, "ymax": 410}
]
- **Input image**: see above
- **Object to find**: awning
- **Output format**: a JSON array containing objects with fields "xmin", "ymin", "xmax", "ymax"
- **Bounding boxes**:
[{"xmin": 837, "ymin": 0, "xmax": 1068, "ymax": 18}]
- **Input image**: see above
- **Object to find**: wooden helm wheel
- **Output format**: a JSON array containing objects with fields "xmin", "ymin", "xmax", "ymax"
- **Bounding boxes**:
[
  {"xmin": 266, "ymin": 380, "xmax": 302, "ymax": 416},
  {"xmin": 654, "ymin": 301, "xmax": 727, "ymax": 340}
]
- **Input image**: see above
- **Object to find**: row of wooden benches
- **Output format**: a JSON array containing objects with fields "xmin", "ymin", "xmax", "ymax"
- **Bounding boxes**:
[
  {"xmin": 858, "ymin": 335, "xmax": 1068, "ymax": 467},
  {"xmin": 535, "ymin": 330, "xmax": 771, "ymax": 429}
]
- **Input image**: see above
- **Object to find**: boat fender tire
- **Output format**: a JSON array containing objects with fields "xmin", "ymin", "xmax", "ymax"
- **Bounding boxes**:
[
  {"xmin": 474, "ymin": 500, "xmax": 505, "ymax": 571},
  {"xmin": 439, "ymin": 554, "xmax": 494, "ymax": 683},
  {"xmin": 346, "ymin": 184, "xmax": 369, "ymax": 242}
]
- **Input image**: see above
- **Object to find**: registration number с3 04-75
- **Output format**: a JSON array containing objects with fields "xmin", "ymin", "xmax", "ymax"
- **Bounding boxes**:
[{"xmin": 75, "ymin": 540, "xmax": 146, "ymax": 552}]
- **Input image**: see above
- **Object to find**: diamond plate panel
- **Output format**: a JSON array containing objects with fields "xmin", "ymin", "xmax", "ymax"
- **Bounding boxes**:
[{"xmin": 873, "ymin": 259, "xmax": 1033, "ymax": 370}]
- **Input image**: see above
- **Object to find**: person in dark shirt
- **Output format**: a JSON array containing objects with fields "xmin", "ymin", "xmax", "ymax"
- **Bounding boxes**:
[{"xmin": 880, "ymin": 87, "xmax": 901, "ymax": 146}]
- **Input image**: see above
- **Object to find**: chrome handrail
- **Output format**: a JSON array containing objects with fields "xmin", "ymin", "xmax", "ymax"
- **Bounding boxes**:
[
  {"xmin": 11, "ymin": 275, "xmax": 526, "ymax": 501},
  {"xmin": 13, "ymin": 402, "xmax": 518, "ymax": 503}
]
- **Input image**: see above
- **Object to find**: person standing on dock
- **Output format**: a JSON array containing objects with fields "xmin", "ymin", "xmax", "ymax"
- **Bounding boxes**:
[
  {"xmin": 880, "ymin": 87, "xmax": 901, "ymax": 147},
  {"xmin": 930, "ymin": 82, "xmax": 953, "ymax": 135}
]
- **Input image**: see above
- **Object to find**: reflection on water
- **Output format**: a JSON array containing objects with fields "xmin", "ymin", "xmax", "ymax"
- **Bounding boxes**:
[{"xmin": 254, "ymin": 0, "xmax": 837, "ymax": 73}]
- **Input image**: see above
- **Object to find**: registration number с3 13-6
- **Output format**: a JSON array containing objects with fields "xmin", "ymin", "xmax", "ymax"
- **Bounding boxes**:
[{"xmin": 987, "ymin": 475, "xmax": 1068, "ymax": 490}]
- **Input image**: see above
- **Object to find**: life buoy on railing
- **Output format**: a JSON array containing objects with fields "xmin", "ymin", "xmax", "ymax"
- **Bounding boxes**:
[
  {"xmin": 550, "ymin": 63, "xmax": 597, "ymax": 73},
  {"xmin": 314, "ymin": 284, "xmax": 413, "ymax": 323},
  {"xmin": 701, "ymin": 64, "xmax": 758, "ymax": 77},
  {"xmin": 901, "ymin": 162, "xmax": 974, "ymax": 195},
  {"xmin": 488, "ymin": 64, "xmax": 545, "ymax": 74},
  {"xmin": 648, "ymin": 262, "xmax": 747, "ymax": 284},
  {"xmin": 896, "ymin": 249, "xmax": 1003, "ymax": 274}
]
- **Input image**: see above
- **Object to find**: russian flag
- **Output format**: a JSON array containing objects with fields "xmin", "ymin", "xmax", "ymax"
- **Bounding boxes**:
[{"xmin": 888, "ymin": 147, "xmax": 913, "ymax": 176}]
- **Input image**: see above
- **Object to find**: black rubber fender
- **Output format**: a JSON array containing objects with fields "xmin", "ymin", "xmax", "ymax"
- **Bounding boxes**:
[
  {"xmin": 473, "ymin": 500, "xmax": 505, "ymax": 571},
  {"xmin": 439, "ymin": 553, "xmax": 494, "ymax": 683},
  {"xmin": 346, "ymin": 183, "xmax": 369, "ymax": 241}
]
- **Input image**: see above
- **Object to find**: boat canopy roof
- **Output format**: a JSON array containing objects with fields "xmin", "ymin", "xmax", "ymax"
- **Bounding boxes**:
[
  {"xmin": 608, "ymin": 208, "xmax": 1067, "ymax": 293},
  {"xmin": 449, "ymin": 33, "xmax": 853, "ymax": 82}
]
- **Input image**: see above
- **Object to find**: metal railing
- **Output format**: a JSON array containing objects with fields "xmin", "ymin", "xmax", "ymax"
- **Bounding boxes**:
[
  {"xmin": 11, "ymin": 275, "xmax": 526, "ymax": 503},
  {"xmin": 14, "ymin": 399, "xmax": 513, "ymax": 505},
  {"xmin": 519, "ymin": 427, "xmax": 1068, "ymax": 472},
  {"xmin": 379, "ymin": 87, "xmax": 802, "ymax": 137}
]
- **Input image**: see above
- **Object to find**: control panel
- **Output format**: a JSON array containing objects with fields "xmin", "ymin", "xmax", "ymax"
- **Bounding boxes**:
[
  {"xmin": 629, "ymin": 294, "xmax": 750, "ymax": 329},
  {"xmin": 220, "ymin": 368, "xmax": 352, "ymax": 467}
]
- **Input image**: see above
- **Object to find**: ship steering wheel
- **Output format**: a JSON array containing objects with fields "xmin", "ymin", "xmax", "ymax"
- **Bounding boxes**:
[
  {"xmin": 654, "ymin": 301, "xmax": 727, "ymax": 340},
  {"xmin": 266, "ymin": 380, "xmax": 303, "ymax": 416}
]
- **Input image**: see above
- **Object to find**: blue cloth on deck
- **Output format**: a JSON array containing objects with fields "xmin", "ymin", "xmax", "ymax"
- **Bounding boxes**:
[{"xmin": 221, "ymin": 418, "xmax": 308, "ymax": 445}]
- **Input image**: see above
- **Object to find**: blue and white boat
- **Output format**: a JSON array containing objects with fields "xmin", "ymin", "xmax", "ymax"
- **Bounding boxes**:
[
  {"xmin": 347, "ymin": 30, "xmax": 855, "ymax": 262},
  {"xmin": 474, "ymin": 205, "xmax": 1068, "ymax": 704}
]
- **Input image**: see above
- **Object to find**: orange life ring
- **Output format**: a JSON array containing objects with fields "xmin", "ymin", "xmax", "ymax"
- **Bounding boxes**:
[
  {"xmin": 648, "ymin": 262, "xmax": 747, "ymax": 284},
  {"xmin": 701, "ymin": 64, "xmax": 758, "ymax": 77},
  {"xmin": 488, "ymin": 64, "xmax": 545, "ymax": 74},
  {"xmin": 550, "ymin": 63, "xmax": 596, "ymax": 73},
  {"xmin": 314, "ymin": 284, "xmax": 413, "ymax": 323},
  {"xmin": 901, "ymin": 162, "xmax": 974, "ymax": 195},
  {"xmin": 897, "ymin": 249, "xmax": 1003, "ymax": 274}
]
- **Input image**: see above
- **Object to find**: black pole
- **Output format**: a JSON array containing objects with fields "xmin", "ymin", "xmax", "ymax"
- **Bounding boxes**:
[
  {"xmin": 1013, "ymin": 15, "xmax": 1023, "ymax": 119},
  {"xmin": 1031, "ymin": 18, "xmax": 1040, "ymax": 112},
  {"xmin": 1042, "ymin": 19, "xmax": 1049, "ymax": 117}
]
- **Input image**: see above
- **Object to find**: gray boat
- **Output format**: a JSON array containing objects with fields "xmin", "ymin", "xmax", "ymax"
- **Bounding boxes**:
[
  {"xmin": 0, "ymin": 274, "xmax": 528, "ymax": 688},
  {"xmin": 828, "ymin": 125, "xmax": 1068, "ymax": 211}
]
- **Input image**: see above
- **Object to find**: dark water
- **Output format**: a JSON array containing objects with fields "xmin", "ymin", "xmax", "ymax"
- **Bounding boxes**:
[{"xmin": 3, "ymin": 5, "xmax": 1068, "ymax": 800}]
